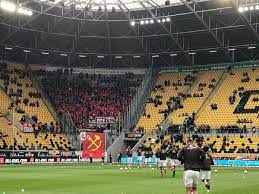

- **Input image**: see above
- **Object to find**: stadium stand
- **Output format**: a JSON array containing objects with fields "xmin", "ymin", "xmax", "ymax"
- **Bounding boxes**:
[
  {"xmin": 136, "ymin": 72, "xmax": 197, "ymax": 131},
  {"xmin": 38, "ymin": 70, "xmax": 143, "ymax": 129},
  {"xmin": 169, "ymin": 70, "xmax": 224, "ymax": 125},
  {"xmin": 0, "ymin": 63, "xmax": 73, "ymax": 150},
  {"xmin": 137, "ymin": 67, "xmax": 259, "ymax": 156},
  {"xmin": 196, "ymin": 67, "xmax": 259, "ymax": 128},
  {"xmin": 0, "ymin": 116, "xmax": 12, "ymax": 150},
  {"xmin": 0, "ymin": 67, "xmax": 55, "ymax": 124},
  {"xmin": 140, "ymin": 134, "xmax": 259, "ymax": 154},
  {"xmin": 0, "ymin": 115, "xmax": 72, "ymax": 150},
  {"xmin": 136, "ymin": 67, "xmax": 259, "ymax": 132}
]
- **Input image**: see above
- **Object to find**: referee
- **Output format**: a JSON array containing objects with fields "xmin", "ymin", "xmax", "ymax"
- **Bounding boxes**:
[{"xmin": 178, "ymin": 138, "xmax": 205, "ymax": 194}]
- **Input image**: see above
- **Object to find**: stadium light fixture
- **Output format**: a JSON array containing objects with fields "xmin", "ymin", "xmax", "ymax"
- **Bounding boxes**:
[
  {"xmin": 170, "ymin": 53, "xmax": 178, "ymax": 56},
  {"xmin": 244, "ymin": 7, "xmax": 248, "ymax": 11},
  {"xmin": 162, "ymin": 18, "xmax": 166, "ymax": 23},
  {"xmin": 0, "ymin": 1, "xmax": 16, "ymax": 12},
  {"xmin": 133, "ymin": 55, "xmax": 141, "ymax": 58},
  {"xmin": 157, "ymin": 19, "xmax": 161, "ymax": 23},
  {"xmin": 189, "ymin": 52, "xmax": 196, "ymax": 55},
  {"xmin": 150, "ymin": 19, "xmax": 154, "ymax": 24},
  {"xmin": 140, "ymin": 20, "xmax": 145, "ymax": 25},
  {"xmin": 256, "ymin": 5, "xmax": 259, "ymax": 10},
  {"xmin": 18, "ymin": 7, "xmax": 33, "ymax": 16},
  {"xmin": 27, "ymin": 10, "xmax": 32, "ymax": 16},
  {"xmin": 152, "ymin": 55, "xmax": 159, "ymax": 58},
  {"xmin": 209, "ymin": 50, "xmax": 217, "ymax": 53},
  {"xmin": 115, "ymin": 56, "xmax": 122, "ymax": 59},
  {"xmin": 78, "ymin": 54, "xmax": 86, "ymax": 58},
  {"xmin": 60, "ymin": 53, "xmax": 68, "ymax": 56},
  {"xmin": 238, "ymin": 7, "xmax": 244, "ymax": 13},
  {"xmin": 18, "ymin": 7, "xmax": 25, "ymax": 14},
  {"xmin": 144, "ymin": 20, "xmax": 149, "ymax": 24},
  {"xmin": 249, "ymin": 6, "xmax": 254, "ymax": 11},
  {"xmin": 41, "ymin": 52, "xmax": 49, "ymax": 55},
  {"xmin": 5, "ymin": 47, "xmax": 13, "ymax": 50},
  {"xmin": 130, "ymin": 21, "xmax": 135, "ymax": 26},
  {"xmin": 248, "ymin": 46, "xmax": 256, "ymax": 49},
  {"xmin": 23, "ymin": 50, "xmax": 31, "ymax": 53},
  {"xmin": 166, "ymin": 17, "xmax": 171, "ymax": 22},
  {"xmin": 97, "ymin": 55, "xmax": 104, "ymax": 58},
  {"xmin": 228, "ymin": 48, "xmax": 236, "ymax": 51}
]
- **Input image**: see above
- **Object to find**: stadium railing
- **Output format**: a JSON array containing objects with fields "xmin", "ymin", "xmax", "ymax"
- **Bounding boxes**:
[
  {"xmin": 62, "ymin": 112, "xmax": 81, "ymax": 150},
  {"xmin": 122, "ymin": 67, "xmax": 159, "ymax": 131}
]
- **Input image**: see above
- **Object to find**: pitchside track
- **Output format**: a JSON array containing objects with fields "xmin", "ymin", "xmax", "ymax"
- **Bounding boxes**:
[{"xmin": 0, "ymin": 164, "xmax": 258, "ymax": 194}]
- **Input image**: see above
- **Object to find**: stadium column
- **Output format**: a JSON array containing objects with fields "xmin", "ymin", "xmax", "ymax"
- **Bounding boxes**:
[
  {"xmin": 67, "ymin": 53, "xmax": 71, "ymax": 67},
  {"xmin": 104, "ymin": 0, "xmax": 112, "ymax": 68}
]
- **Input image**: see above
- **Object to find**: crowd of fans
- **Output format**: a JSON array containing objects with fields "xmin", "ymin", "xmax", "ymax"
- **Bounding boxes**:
[{"xmin": 38, "ymin": 70, "xmax": 142, "ymax": 129}]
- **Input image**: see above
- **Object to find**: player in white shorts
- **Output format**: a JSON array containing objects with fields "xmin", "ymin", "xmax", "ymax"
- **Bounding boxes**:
[
  {"xmin": 178, "ymin": 138, "xmax": 206, "ymax": 194},
  {"xmin": 200, "ymin": 145, "xmax": 214, "ymax": 192},
  {"xmin": 167, "ymin": 145, "xmax": 180, "ymax": 177},
  {"xmin": 184, "ymin": 170, "xmax": 200, "ymax": 190},
  {"xmin": 158, "ymin": 148, "xmax": 167, "ymax": 177}
]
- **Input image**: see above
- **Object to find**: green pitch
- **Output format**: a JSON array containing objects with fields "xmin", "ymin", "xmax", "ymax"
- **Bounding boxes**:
[{"xmin": 0, "ymin": 164, "xmax": 258, "ymax": 194}]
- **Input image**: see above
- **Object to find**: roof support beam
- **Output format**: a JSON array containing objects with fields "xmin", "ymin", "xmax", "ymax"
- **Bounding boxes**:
[
  {"xmin": 230, "ymin": 0, "xmax": 259, "ymax": 42},
  {"xmin": 179, "ymin": 0, "xmax": 232, "ymax": 61},
  {"xmin": 0, "ymin": 0, "xmax": 68, "ymax": 45},
  {"xmin": 140, "ymin": 2, "xmax": 193, "ymax": 65},
  {"xmin": 38, "ymin": 5, "xmax": 76, "ymax": 46},
  {"xmin": 117, "ymin": 0, "xmax": 151, "ymax": 65}
]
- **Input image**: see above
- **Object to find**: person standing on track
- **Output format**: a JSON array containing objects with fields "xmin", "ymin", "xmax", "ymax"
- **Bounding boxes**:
[
  {"xmin": 137, "ymin": 149, "xmax": 142, "ymax": 169},
  {"xmin": 117, "ymin": 152, "xmax": 122, "ymax": 164},
  {"xmin": 178, "ymin": 138, "xmax": 205, "ymax": 194}
]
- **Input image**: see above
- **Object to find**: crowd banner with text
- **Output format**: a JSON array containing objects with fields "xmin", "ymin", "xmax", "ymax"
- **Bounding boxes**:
[
  {"xmin": 81, "ymin": 132, "xmax": 105, "ymax": 159},
  {"xmin": 124, "ymin": 133, "xmax": 145, "ymax": 141},
  {"xmin": 0, "ymin": 156, "xmax": 79, "ymax": 164},
  {"xmin": 88, "ymin": 116, "xmax": 116, "ymax": 125}
]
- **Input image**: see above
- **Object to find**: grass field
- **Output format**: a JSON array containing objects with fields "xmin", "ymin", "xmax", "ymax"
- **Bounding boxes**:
[{"xmin": 0, "ymin": 164, "xmax": 258, "ymax": 194}]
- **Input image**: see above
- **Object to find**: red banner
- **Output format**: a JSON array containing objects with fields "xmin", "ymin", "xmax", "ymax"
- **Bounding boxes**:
[{"xmin": 81, "ymin": 132, "xmax": 105, "ymax": 159}]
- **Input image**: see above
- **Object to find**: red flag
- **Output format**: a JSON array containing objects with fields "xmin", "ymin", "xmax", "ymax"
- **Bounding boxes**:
[{"xmin": 82, "ymin": 132, "xmax": 105, "ymax": 159}]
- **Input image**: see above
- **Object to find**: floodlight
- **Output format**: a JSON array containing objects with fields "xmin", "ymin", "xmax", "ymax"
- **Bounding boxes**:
[
  {"xmin": 0, "ymin": 1, "xmax": 16, "ymax": 12},
  {"xmin": 130, "ymin": 21, "xmax": 135, "ymax": 26},
  {"xmin": 238, "ymin": 7, "xmax": 244, "ymax": 13}
]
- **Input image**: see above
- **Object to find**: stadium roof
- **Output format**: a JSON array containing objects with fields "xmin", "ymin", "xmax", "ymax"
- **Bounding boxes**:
[
  {"xmin": 36, "ymin": 0, "xmax": 208, "ymax": 11},
  {"xmin": 1, "ymin": 0, "xmax": 259, "ymax": 67}
]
